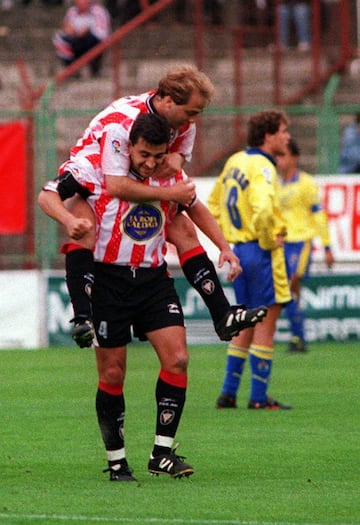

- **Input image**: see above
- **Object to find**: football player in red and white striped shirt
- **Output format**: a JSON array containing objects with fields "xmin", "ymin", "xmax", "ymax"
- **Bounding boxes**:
[
  {"xmin": 48, "ymin": 64, "xmax": 265, "ymax": 348},
  {"xmin": 39, "ymin": 112, "xmax": 266, "ymax": 481}
]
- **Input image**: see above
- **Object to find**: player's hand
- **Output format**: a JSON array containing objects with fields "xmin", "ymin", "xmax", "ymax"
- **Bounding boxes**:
[
  {"xmin": 154, "ymin": 153, "xmax": 184, "ymax": 179},
  {"xmin": 290, "ymin": 274, "xmax": 300, "ymax": 299},
  {"xmin": 65, "ymin": 217, "xmax": 93, "ymax": 240},
  {"xmin": 275, "ymin": 232, "xmax": 286, "ymax": 248},
  {"xmin": 325, "ymin": 249, "xmax": 334, "ymax": 269},
  {"xmin": 169, "ymin": 179, "xmax": 196, "ymax": 207},
  {"xmin": 218, "ymin": 249, "xmax": 242, "ymax": 281}
]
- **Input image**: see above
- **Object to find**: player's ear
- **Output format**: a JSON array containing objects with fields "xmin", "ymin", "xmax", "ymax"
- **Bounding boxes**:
[{"xmin": 164, "ymin": 95, "xmax": 175, "ymax": 107}]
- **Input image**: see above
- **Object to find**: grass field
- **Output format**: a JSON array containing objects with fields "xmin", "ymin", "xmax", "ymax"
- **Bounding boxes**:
[{"xmin": 1, "ymin": 341, "xmax": 359, "ymax": 525}]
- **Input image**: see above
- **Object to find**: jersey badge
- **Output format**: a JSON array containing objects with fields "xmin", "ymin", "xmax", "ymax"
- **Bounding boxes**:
[
  {"xmin": 122, "ymin": 204, "xmax": 164, "ymax": 243},
  {"xmin": 67, "ymin": 166, "xmax": 80, "ymax": 178},
  {"xmin": 112, "ymin": 139, "xmax": 121, "ymax": 153},
  {"xmin": 261, "ymin": 167, "xmax": 273, "ymax": 183}
]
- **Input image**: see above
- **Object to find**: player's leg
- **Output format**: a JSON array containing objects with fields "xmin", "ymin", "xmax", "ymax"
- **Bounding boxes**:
[
  {"xmin": 52, "ymin": 31, "xmax": 75, "ymax": 67},
  {"xmin": 245, "ymin": 245, "xmax": 292, "ymax": 410},
  {"xmin": 92, "ymin": 264, "xmax": 136, "ymax": 481},
  {"xmin": 284, "ymin": 241, "xmax": 310, "ymax": 352},
  {"xmin": 146, "ymin": 325, "xmax": 194, "ymax": 478},
  {"xmin": 247, "ymin": 303, "xmax": 291, "ymax": 409},
  {"xmin": 94, "ymin": 345, "xmax": 136, "ymax": 481},
  {"xmin": 216, "ymin": 242, "xmax": 291, "ymax": 410},
  {"xmin": 216, "ymin": 332, "xmax": 253, "ymax": 409},
  {"xmin": 62, "ymin": 195, "xmax": 95, "ymax": 347},
  {"xmin": 167, "ymin": 213, "xmax": 266, "ymax": 341},
  {"xmin": 285, "ymin": 293, "xmax": 307, "ymax": 352},
  {"xmin": 136, "ymin": 269, "xmax": 193, "ymax": 478},
  {"xmin": 215, "ymin": 259, "xmax": 253, "ymax": 409},
  {"xmin": 216, "ymin": 306, "xmax": 292, "ymax": 410},
  {"xmin": 278, "ymin": 2, "xmax": 291, "ymax": 49}
]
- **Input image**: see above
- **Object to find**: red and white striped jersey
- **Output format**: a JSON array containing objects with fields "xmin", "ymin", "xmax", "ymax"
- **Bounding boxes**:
[
  {"xmin": 84, "ymin": 170, "xmax": 196, "ymax": 267},
  {"xmin": 59, "ymin": 91, "xmax": 196, "ymax": 181},
  {"xmin": 45, "ymin": 154, "xmax": 198, "ymax": 267}
]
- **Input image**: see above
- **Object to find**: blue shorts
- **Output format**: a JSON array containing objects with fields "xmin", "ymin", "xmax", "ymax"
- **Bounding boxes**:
[
  {"xmin": 233, "ymin": 241, "xmax": 291, "ymax": 308},
  {"xmin": 284, "ymin": 241, "xmax": 311, "ymax": 280}
]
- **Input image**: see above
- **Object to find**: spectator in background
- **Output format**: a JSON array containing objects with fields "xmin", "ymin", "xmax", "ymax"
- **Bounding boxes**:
[
  {"xmin": 22, "ymin": 0, "xmax": 63, "ymax": 5},
  {"xmin": 277, "ymin": 138, "xmax": 334, "ymax": 353},
  {"xmin": 1, "ymin": 0, "xmax": 13, "ymax": 9},
  {"xmin": 52, "ymin": 0, "xmax": 111, "ymax": 77},
  {"xmin": 174, "ymin": 0, "xmax": 224, "ymax": 25},
  {"xmin": 320, "ymin": 0, "xmax": 341, "ymax": 46},
  {"xmin": 105, "ymin": 0, "xmax": 157, "ymax": 25},
  {"xmin": 240, "ymin": 0, "xmax": 275, "ymax": 27},
  {"xmin": 238, "ymin": 1, "xmax": 275, "ymax": 47},
  {"xmin": 338, "ymin": 113, "xmax": 360, "ymax": 174},
  {"xmin": 278, "ymin": 0, "xmax": 311, "ymax": 51}
]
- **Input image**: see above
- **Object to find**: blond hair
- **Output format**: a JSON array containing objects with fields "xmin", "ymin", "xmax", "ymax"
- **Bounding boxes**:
[{"xmin": 156, "ymin": 64, "xmax": 215, "ymax": 106}]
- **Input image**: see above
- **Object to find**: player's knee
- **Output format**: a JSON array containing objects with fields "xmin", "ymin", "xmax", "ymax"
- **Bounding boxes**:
[
  {"xmin": 167, "ymin": 214, "xmax": 199, "ymax": 252},
  {"xmin": 102, "ymin": 363, "xmax": 125, "ymax": 385},
  {"xmin": 171, "ymin": 351, "xmax": 189, "ymax": 374}
]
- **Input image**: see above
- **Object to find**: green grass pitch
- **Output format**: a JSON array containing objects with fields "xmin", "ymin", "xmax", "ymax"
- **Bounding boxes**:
[{"xmin": 1, "ymin": 340, "xmax": 359, "ymax": 525}]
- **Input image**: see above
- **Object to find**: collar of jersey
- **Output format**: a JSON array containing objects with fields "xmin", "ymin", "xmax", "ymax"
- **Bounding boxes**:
[
  {"xmin": 289, "ymin": 170, "xmax": 300, "ymax": 182},
  {"xmin": 129, "ymin": 168, "xmax": 145, "ymax": 182},
  {"xmin": 147, "ymin": 93, "xmax": 156, "ymax": 114},
  {"xmin": 284, "ymin": 170, "xmax": 300, "ymax": 184},
  {"xmin": 246, "ymin": 147, "xmax": 276, "ymax": 167}
]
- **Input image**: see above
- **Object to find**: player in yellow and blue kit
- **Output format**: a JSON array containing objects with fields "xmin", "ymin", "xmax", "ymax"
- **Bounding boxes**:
[
  {"xmin": 209, "ymin": 109, "xmax": 293, "ymax": 410},
  {"xmin": 277, "ymin": 138, "xmax": 334, "ymax": 353}
]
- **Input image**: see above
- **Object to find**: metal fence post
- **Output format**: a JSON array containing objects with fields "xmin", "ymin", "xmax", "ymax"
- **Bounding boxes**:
[
  {"xmin": 34, "ymin": 81, "xmax": 59, "ymax": 269},
  {"xmin": 317, "ymin": 74, "xmax": 341, "ymax": 174}
]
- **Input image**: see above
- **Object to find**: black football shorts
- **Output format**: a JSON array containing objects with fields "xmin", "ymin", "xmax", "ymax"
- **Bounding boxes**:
[{"xmin": 92, "ymin": 262, "xmax": 185, "ymax": 347}]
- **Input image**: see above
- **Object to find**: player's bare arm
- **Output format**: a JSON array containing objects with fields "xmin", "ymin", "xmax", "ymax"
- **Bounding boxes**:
[
  {"xmin": 105, "ymin": 175, "xmax": 196, "ymax": 207},
  {"xmin": 186, "ymin": 200, "xmax": 242, "ymax": 281},
  {"xmin": 38, "ymin": 190, "xmax": 93, "ymax": 241}
]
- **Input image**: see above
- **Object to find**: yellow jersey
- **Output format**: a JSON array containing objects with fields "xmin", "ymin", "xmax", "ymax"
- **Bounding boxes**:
[
  {"xmin": 208, "ymin": 148, "xmax": 286, "ymax": 250},
  {"xmin": 278, "ymin": 170, "xmax": 331, "ymax": 246}
]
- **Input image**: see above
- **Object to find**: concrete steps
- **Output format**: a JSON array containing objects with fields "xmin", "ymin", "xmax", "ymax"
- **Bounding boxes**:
[{"xmin": 0, "ymin": 3, "xmax": 358, "ymax": 175}]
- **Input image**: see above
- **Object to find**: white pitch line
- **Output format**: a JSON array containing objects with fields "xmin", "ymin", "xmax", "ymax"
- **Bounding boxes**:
[
  {"xmin": 0, "ymin": 514, "xmax": 343, "ymax": 525},
  {"xmin": 0, "ymin": 516, "xmax": 254, "ymax": 525}
]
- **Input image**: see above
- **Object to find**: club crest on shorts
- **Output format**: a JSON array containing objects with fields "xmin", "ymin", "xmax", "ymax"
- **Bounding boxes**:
[
  {"xmin": 160, "ymin": 409, "xmax": 175, "ymax": 425},
  {"xmin": 201, "ymin": 279, "xmax": 215, "ymax": 295},
  {"xmin": 122, "ymin": 203, "xmax": 164, "ymax": 242}
]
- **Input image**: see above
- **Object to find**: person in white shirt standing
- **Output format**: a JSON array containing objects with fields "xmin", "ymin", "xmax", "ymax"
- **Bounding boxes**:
[{"xmin": 52, "ymin": 0, "xmax": 111, "ymax": 77}]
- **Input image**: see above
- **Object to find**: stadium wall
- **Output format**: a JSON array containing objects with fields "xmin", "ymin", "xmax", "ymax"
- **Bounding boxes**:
[{"xmin": 1, "ymin": 268, "xmax": 359, "ymax": 350}]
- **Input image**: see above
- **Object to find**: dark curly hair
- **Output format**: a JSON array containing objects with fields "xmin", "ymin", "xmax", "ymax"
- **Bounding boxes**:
[{"xmin": 247, "ymin": 109, "xmax": 289, "ymax": 147}]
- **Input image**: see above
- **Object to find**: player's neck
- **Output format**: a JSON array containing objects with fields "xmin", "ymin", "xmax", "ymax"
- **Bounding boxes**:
[{"xmin": 284, "ymin": 168, "xmax": 298, "ymax": 181}]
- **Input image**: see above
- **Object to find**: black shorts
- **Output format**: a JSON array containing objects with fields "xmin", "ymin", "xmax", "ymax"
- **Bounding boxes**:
[{"xmin": 91, "ymin": 262, "xmax": 185, "ymax": 347}]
